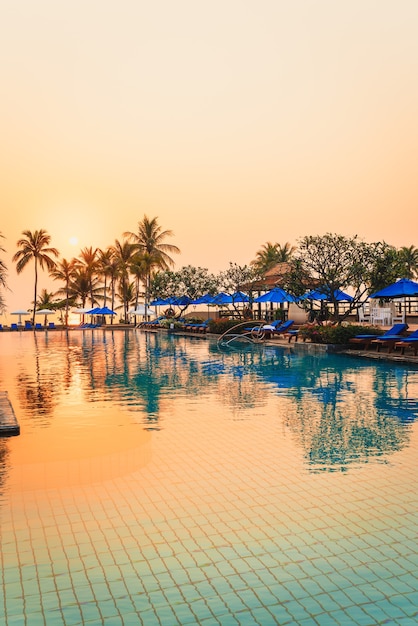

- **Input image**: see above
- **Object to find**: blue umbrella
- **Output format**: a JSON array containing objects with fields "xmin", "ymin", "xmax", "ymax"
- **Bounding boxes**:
[
  {"xmin": 231, "ymin": 291, "xmax": 250, "ymax": 303},
  {"xmin": 171, "ymin": 296, "xmax": 191, "ymax": 306},
  {"xmin": 254, "ymin": 287, "xmax": 295, "ymax": 303},
  {"xmin": 300, "ymin": 288, "xmax": 353, "ymax": 302},
  {"xmin": 211, "ymin": 292, "xmax": 232, "ymax": 305},
  {"xmin": 370, "ymin": 278, "xmax": 418, "ymax": 299},
  {"xmin": 191, "ymin": 293, "xmax": 215, "ymax": 305},
  {"xmin": 94, "ymin": 306, "xmax": 116, "ymax": 315},
  {"xmin": 150, "ymin": 298, "xmax": 170, "ymax": 306}
]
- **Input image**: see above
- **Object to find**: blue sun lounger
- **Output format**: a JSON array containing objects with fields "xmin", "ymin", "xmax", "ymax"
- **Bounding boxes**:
[
  {"xmin": 349, "ymin": 323, "xmax": 408, "ymax": 349},
  {"xmin": 393, "ymin": 329, "xmax": 418, "ymax": 355}
]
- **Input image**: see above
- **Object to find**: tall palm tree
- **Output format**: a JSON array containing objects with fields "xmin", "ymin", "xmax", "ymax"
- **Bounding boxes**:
[
  {"xmin": 77, "ymin": 246, "xmax": 99, "ymax": 308},
  {"xmin": 97, "ymin": 248, "xmax": 114, "ymax": 308},
  {"xmin": 51, "ymin": 258, "xmax": 77, "ymax": 326},
  {"xmin": 399, "ymin": 246, "xmax": 418, "ymax": 279},
  {"xmin": 251, "ymin": 241, "xmax": 295, "ymax": 274},
  {"xmin": 277, "ymin": 242, "xmax": 296, "ymax": 262},
  {"xmin": 111, "ymin": 239, "xmax": 135, "ymax": 323},
  {"xmin": 0, "ymin": 232, "xmax": 8, "ymax": 314},
  {"xmin": 124, "ymin": 215, "xmax": 180, "ymax": 310},
  {"xmin": 129, "ymin": 252, "xmax": 148, "ymax": 311},
  {"xmin": 67, "ymin": 267, "xmax": 101, "ymax": 309},
  {"xmin": 251, "ymin": 242, "xmax": 280, "ymax": 273},
  {"xmin": 13, "ymin": 229, "xmax": 59, "ymax": 325}
]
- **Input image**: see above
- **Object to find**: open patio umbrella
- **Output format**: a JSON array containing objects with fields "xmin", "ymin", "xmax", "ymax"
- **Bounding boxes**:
[
  {"xmin": 150, "ymin": 298, "xmax": 170, "ymax": 306},
  {"xmin": 369, "ymin": 278, "xmax": 418, "ymax": 299},
  {"xmin": 11, "ymin": 309, "xmax": 30, "ymax": 325},
  {"xmin": 254, "ymin": 287, "xmax": 295, "ymax": 303},
  {"xmin": 191, "ymin": 294, "xmax": 215, "ymax": 305},
  {"xmin": 35, "ymin": 308, "xmax": 56, "ymax": 326},
  {"xmin": 93, "ymin": 307, "xmax": 116, "ymax": 315},
  {"xmin": 211, "ymin": 292, "xmax": 232, "ymax": 305},
  {"xmin": 370, "ymin": 278, "xmax": 418, "ymax": 320},
  {"xmin": 129, "ymin": 305, "xmax": 156, "ymax": 316},
  {"xmin": 300, "ymin": 288, "xmax": 353, "ymax": 302}
]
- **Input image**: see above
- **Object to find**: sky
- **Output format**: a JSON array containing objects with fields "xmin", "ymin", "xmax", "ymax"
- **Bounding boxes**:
[{"xmin": 1, "ymin": 0, "xmax": 418, "ymax": 316}]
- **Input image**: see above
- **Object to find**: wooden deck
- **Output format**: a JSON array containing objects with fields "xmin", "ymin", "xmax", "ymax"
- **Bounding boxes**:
[{"xmin": 0, "ymin": 392, "xmax": 20, "ymax": 436}]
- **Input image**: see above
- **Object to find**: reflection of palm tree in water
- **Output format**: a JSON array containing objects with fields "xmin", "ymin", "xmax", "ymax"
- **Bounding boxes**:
[
  {"xmin": 283, "ymin": 360, "xmax": 413, "ymax": 472},
  {"xmin": 17, "ymin": 332, "xmax": 58, "ymax": 421},
  {"xmin": 0, "ymin": 440, "xmax": 11, "ymax": 497}
]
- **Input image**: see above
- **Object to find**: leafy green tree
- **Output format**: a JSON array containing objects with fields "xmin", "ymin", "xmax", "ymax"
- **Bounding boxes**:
[
  {"xmin": 13, "ymin": 229, "xmax": 59, "ymax": 324},
  {"xmin": 285, "ymin": 233, "xmax": 400, "ymax": 323},
  {"xmin": 150, "ymin": 265, "xmax": 219, "ymax": 317},
  {"xmin": 366, "ymin": 244, "xmax": 405, "ymax": 294},
  {"xmin": 218, "ymin": 263, "xmax": 260, "ymax": 315}
]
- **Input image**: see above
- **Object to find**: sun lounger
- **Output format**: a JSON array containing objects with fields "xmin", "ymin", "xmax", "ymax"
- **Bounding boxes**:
[
  {"xmin": 370, "ymin": 324, "xmax": 410, "ymax": 352},
  {"xmin": 348, "ymin": 323, "xmax": 408, "ymax": 349},
  {"xmin": 393, "ymin": 330, "xmax": 418, "ymax": 355},
  {"xmin": 11, "ymin": 323, "xmax": 19, "ymax": 331},
  {"xmin": 263, "ymin": 319, "xmax": 294, "ymax": 338}
]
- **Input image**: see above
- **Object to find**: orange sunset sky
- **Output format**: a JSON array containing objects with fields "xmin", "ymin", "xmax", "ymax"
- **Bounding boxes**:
[{"xmin": 1, "ymin": 0, "xmax": 418, "ymax": 315}]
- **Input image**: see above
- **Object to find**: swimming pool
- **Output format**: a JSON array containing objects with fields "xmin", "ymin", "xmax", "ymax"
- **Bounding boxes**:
[{"xmin": 1, "ymin": 329, "xmax": 418, "ymax": 625}]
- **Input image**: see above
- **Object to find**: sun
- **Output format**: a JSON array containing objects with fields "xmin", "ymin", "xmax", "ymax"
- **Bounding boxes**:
[{"xmin": 69, "ymin": 236, "xmax": 79, "ymax": 246}]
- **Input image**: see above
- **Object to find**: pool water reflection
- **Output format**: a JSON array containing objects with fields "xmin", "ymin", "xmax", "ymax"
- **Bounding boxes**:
[{"xmin": 1, "ymin": 329, "xmax": 418, "ymax": 624}]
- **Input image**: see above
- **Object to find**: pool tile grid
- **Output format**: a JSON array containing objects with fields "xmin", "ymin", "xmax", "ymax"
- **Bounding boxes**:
[{"xmin": 2, "ymin": 405, "xmax": 418, "ymax": 625}]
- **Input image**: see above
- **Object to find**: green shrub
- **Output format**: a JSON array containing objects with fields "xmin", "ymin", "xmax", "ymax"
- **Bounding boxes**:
[
  {"xmin": 208, "ymin": 319, "xmax": 244, "ymax": 334},
  {"xmin": 160, "ymin": 318, "xmax": 184, "ymax": 329},
  {"xmin": 299, "ymin": 324, "xmax": 383, "ymax": 345}
]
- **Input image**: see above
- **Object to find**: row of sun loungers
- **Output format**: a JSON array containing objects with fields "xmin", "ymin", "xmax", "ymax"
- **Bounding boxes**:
[
  {"xmin": 349, "ymin": 324, "xmax": 418, "ymax": 355},
  {"xmin": 0, "ymin": 322, "xmax": 57, "ymax": 331}
]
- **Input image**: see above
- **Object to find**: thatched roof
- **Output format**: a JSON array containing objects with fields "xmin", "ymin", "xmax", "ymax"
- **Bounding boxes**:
[{"xmin": 241, "ymin": 262, "xmax": 292, "ymax": 292}]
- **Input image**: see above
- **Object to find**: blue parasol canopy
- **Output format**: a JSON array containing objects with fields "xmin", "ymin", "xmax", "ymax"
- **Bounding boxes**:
[
  {"xmin": 150, "ymin": 298, "xmax": 170, "ymax": 306},
  {"xmin": 211, "ymin": 292, "xmax": 232, "ymax": 305},
  {"xmin": 254, "ymin": 287, "xmax": 295, "ymax": 303},
  {"xmin": 300, "ymin": 288, "xmax": 353, "ymax": 302},
  {"xmin": 171, "ymin": 296, "xmax": 191, "ymax": 306},
  {"xmin": 370, "ymin": 278, "xmax": 418, "ymax": 299},
  {"xmin": 191, "ymin": 293, "xmax": 215, "ymax": 304},
  {"xmin": 86, "ymin": 306, "xmax": 116, "ymax": 315}
]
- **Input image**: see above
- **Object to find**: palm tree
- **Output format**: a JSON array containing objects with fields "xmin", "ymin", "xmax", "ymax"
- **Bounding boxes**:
[
  {"xmin": 67, "ymin": 267, "xmax": 101, "ymax": 309},
  {"xmin": 97, "ymin": 248, "xmax": 114, "ymax": 308},
  {"xmin": 251, "ymin": 241, "xmax": 296, "ymax": 274},
  {"xmin": 77, "ymin": 246, "xmax": 99, "ymax": 308},
  {"xmin": 251, "ymin": 242, "xmax": 280, "ymax": 273},
  {"xmin": 399, "ymin": 246, "xmax": 418, "ymax": 279},
  {"xmin": 277, "ymin": 242, "xmax": 296, "ymax": 262},
  {"xmin": 13, "ymin": 229, "xmax": 59, "ymax": 325},
  {"xmin": 51, "ymin": 258, "xmax": 77, "ymax": 326},
  {"xmin": 0, "ymin": 232, "xmax": 8, "ymax": 314},
  {"xmin": 129, "ymin": 252, "xmax": 148, "ymax": 312},
  {"xmin": 124, "ymin": 215, "xmax": 180, "ymax": 311},
  {"xmin": 111, "ymin": 239, "xmax": 135, "ymax": 322}
]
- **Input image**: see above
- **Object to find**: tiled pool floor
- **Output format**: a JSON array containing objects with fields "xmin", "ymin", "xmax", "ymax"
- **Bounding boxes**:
[{"xmin": 1, "ymin": 330, "xmax": 418, "ymax": 625}]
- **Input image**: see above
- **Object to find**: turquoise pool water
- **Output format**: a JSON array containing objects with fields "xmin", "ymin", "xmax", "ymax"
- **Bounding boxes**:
[{"xmin": 1, "ymin": 329, "xmax": 418, "ymax": 625}]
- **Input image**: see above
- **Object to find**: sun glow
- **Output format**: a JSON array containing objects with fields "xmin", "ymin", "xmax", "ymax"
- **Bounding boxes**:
[{"xmin": 69, "ymin": 236, "xmax": 78, "ymax": 246}]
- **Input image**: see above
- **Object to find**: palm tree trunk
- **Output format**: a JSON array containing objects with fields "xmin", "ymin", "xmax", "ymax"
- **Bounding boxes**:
[{"xmin": 32, "ymin": 259, "xmax": 38, "ymax": 325}]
